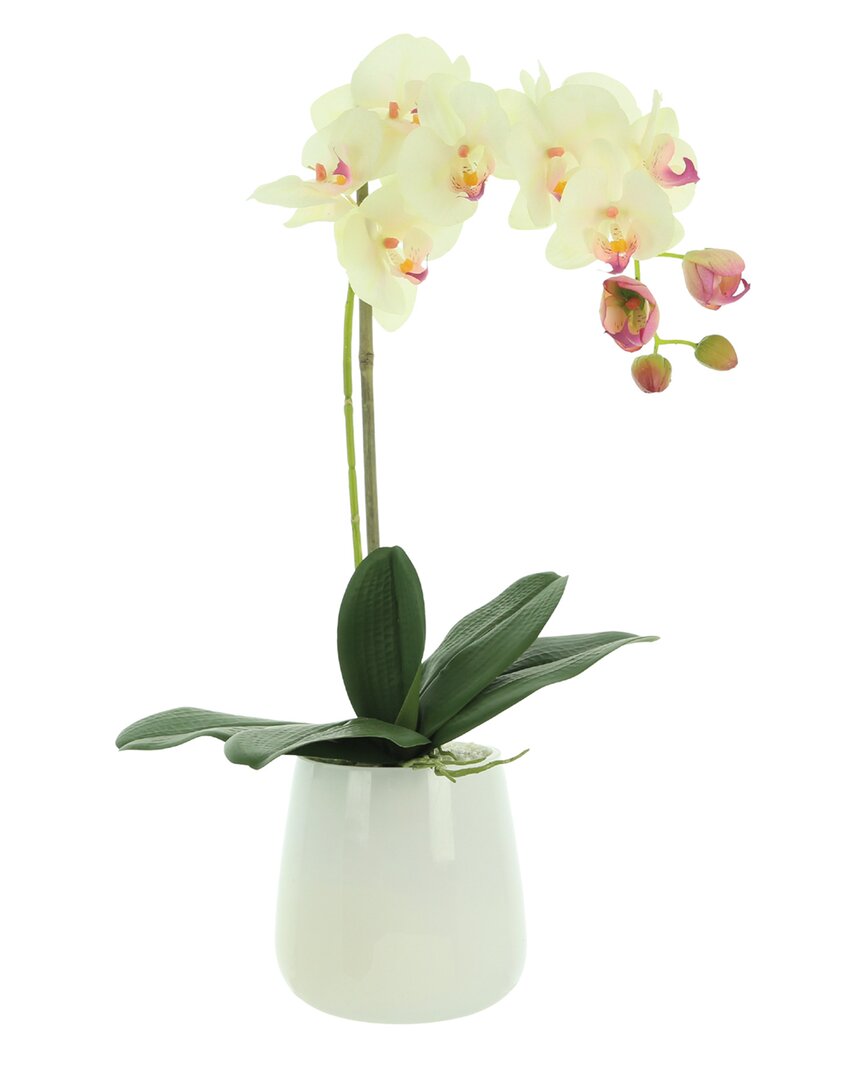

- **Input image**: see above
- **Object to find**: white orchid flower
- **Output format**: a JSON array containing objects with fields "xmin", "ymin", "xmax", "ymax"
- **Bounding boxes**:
[
  {"xmin": 250, "ymin": 109, "xmax": 383, "ymax": 228},
  {"xmin": 398, "ymin": 75, "xmax": 510, "ymax": 226},
  {"xmin": 503, "ymin": 80, "xmax": 631, "ymax": 229},
  {"xmin": 335, "ymin": 184, "xmax": 462, "ymax": 330},
  {"xmin": 545, "ymin": 140, "xmax": 682, "ymax": 272},
  {"xmin": 309, "ymin": 35, "xmax": 471, "ymax": 176}
]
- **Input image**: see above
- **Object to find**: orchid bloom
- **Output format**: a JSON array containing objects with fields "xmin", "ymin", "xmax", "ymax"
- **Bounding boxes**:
[
  {"xmin": 683, "ymin": 249, "xmax": 750, "ymax": 308},
  {"xmin": 398, "ymin": 75, "xmax": 510, "ymax": 225},
  {"xmin": 600, "ymin": 276, "xmax": 661, "ymax": 352},
  {"xmin": 502, "ymin": 80, "xmax": 631, "ymax": 229},
  {"xmin": 335, "ymin": 183, "xmax": 461, "ymax": 330},
  {"xmin": 546, "ymin": 141, "xmax": 682, "ymax": 272},
  {"xmin": 251, "ymin": 109, "xmax": 384, "ymax": 227}
]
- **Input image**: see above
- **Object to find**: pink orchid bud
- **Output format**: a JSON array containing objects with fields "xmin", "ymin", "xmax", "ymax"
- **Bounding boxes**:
[
  {"xmin": 682, "ymin": 249, "xmax": 750, "ymax": 309},
  {"xmin": 631, "ymin": 353, "xmax": 672, "ymax": 393},
  {"xmin": 599, "ymin": 276, "xmax": 661, "ymax": 353},
  {"xmin": 694, "ymin": 334, "xmax": 738, "ymax": 371}
]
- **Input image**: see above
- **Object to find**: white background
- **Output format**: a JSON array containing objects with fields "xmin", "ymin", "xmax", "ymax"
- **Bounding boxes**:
[{"xmin": 2, "ymin": 2, "xmax": 862, "ymax": 1077}]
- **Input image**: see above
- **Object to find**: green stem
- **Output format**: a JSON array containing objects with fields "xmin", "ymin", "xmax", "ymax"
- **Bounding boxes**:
[
  {"xmin": 356, "ymin": 183, "xmax": 380, "ymax": 553},
  {"xmin": 657, "ymin": 252, "xmax": 686, "ymax": 259},
  {"xmin": 633, "ymin": 258, "xmax": 641, "ymax": 281},
  {"xmin": 655, "ymin": 336, "xmax": 698, "ymax": 348},
  {"xmin": 342, "ymin": 285, "xmax": 363, "ymax": 568}
]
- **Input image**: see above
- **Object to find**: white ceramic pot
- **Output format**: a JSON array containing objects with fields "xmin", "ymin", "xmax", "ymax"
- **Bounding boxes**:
[{"xmin": 275, "ymin": 749, "xmax": 526, "ymax": 1023}]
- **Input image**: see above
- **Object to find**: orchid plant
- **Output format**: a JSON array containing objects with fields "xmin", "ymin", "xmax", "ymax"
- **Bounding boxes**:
[{"xmin": 116, "ymin": 35, "xmax": 749, "ymax": 777}]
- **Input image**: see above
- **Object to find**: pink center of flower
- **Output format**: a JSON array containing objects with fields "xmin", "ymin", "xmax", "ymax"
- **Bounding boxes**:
[
  {"xmin": 382, "ymin": 235, "xmax": 429, "ymax": 284},
  {"xmin": 593, "ymin": 219, "xmax": 638, "ymax": 272},
  {"xmin": 314, "ymin": 158, "xmax": 351, "ymax": 187},
  {"xmin": 547, "ymin": 146, "xmax": 565, "ymax": 158},
  {"xmin": 388, "ymin": 101, "xmax": 399, "ymax": 119},
  {"xmin": 451, "ymin": 146, "xmax": 492, "ymax": 201}
]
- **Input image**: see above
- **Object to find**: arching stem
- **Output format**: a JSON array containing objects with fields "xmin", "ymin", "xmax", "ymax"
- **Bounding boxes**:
[{"xmin": 342, "ymin": 284, "xmax": 363, "ymax": 568}]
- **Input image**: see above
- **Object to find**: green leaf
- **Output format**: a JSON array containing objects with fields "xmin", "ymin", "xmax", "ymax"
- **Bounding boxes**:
[
  {"xmin": 395, "ymin": 665, "xmax": 422, "ymax": 731},
  {"xmin": 224, "ymin": 718, "xmax": 431, "ymax": 770},
  {"xmin": 420, "ymin": 572, "xmax": 560, "ymax": 692},
  {"xmin": 116, "ymin": 706, "xmax": 289, "ymax": 751},
  {"xmin": 504, "ymin": 633, "xmax": 646, "ymax": 672},
  {"xmin": 430, "ymin": 633, "xmax": 658, "ymax": 746},
  {"xmin": 337, "ymin": 547, "xmax": 426, "ymax": 724},
  {"xmin": 419, "ymin": 574, "xmax": 567, "ymax": 737}
]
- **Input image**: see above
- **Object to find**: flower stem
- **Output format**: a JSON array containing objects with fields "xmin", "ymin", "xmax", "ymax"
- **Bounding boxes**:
[
  {"xmin": 655, "ymin": 336, "xmax": 698, "ymax": 348},
  {"xmin": 355, "ymin": 183, "xmax": 380, "ymax": 553},
  {"xmin": 342, "ymin": 284, "xmax": 363, "ymax": 568},
  {"xmin": 633, "ymin": 258, "xmax": 641, "ymax": 281},
  {"xmin": 657, "ymin": 251, "xmax": 686, "ymax": 259}
]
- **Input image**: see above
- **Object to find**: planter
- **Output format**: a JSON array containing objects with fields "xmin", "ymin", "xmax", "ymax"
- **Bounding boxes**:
[{"xmin": 275, "ymin": 746, "xmax": 526, "ymax": 1023}]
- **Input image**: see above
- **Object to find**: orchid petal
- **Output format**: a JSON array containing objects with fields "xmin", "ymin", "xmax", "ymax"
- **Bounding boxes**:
[{"xmin": 310, "ymin": 84, "xmax": 353, "ymax": 130}]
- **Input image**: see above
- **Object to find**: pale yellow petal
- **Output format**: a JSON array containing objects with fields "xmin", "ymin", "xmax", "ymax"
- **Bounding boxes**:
[
  {"xmin": 335, "ymin": 212, "xmax": 408, "ymax": 314},
  {"xmin": 451, "ymin": 80, "xmax": 510, "ymax": 160},
  {"xmin": 508, "ymin": 191, "xmax": 543, "ymax": 230},
  {"xmin": 541, "ymin": 85, "xmax": 630, "ymax": 157},
  {"xmin": 352, "ymin": 35, "xmax": 462, "ymax": 112},
  {"xmin": 310, "ymin": 84, "xmax": 353, "ymax": 130},
  {"xmin": 620, "ymin": 170, "xmax": 677, "ymax": 258},
  {"xmin": 284, "ymin": 200, "xmax": 352, "ymax": 228},
  {"xmin": 251, "ymin": 174, "xmax": 332, "ymax": 208},
  {"xmin": 564, "ymin": 72, "xmax": 641, "ymax": 123},
  {"xmin": 417, "ymin": 73, "xmax": 464, "ymax": 146},
  {"xmin": 546, "ymin": 167, "xmax": 608, "ymax": 268},
  {"xmin": 374, "ymin": 288, "xmax": 415, "ymax": 331},
  {"xmin": 301, "ymin": 109, "xmax": 384, "ymax": 184}
]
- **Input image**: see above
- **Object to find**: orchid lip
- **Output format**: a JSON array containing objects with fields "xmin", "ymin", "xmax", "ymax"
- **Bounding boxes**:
[
  {"xmin": 332, "ymin": 158, "xmax": 352, "ymax": 184},
  {"xmin": 404, "ymin": 267, "xmax": 429, "ymax": 284},
  {"xmin": 655, "ymin": 155, "xmax": 699, "ymax": 188}
]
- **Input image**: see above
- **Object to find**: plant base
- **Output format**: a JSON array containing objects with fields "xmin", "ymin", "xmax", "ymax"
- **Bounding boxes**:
[{"xmin": 276, "ymin": 747, "xmax": 526, "ymax": 1023}]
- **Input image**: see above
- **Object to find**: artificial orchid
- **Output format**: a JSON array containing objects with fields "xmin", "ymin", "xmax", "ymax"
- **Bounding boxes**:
[{"xmin": 117, "ymin": 35, "xmax": 753, "ymax": 777}]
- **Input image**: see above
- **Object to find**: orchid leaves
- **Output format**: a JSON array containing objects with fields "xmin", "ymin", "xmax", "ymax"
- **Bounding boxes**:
[
  {"xmin": 116, "ymin": 547, "xmax": 655, "ymax": 771},
  {"xmin": 116, "ymin": 708, "xmax": 432, "ymax": 768}
]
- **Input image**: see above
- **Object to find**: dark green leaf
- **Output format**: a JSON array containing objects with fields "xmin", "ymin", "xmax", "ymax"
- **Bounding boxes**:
[
  {"xmin": 224, "ymin": 717, "xmax": 431, "ymax": 770},
  {"xmin": 420, "ymin": 572, "xmax": 560, "ymax": 692},
  {"xmin": 430, "ymin": 633, "xmax": 658, "ymax": 746},
  {"xmin": 337, "ymin": 547, "xmax": 426, "ymax": 724},
  {"xmin": 395, "ymin": 665, "xmax": 422, "ymax": 731},
  {"xmin": 116, "ymin": 706, "xmax": 289, "ymax": 751},
  {"xmin": 504, "ymin": 633, "xmax": 645, "ymax": 672},
  {"xmin": 419, "ymin": 575, "xmax": 567, "ymax": 737}
]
